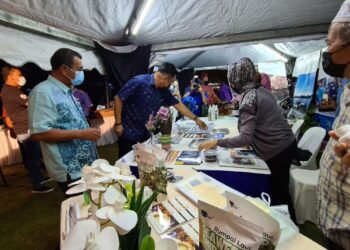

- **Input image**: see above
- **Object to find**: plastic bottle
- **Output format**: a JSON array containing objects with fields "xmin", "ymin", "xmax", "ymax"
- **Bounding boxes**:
[{"xmin": 208, "ymin": 105, "xmax": 212, "ymax": 121}]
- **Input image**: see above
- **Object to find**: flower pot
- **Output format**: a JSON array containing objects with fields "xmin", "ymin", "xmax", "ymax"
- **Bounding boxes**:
[
  {"xmin": 160, "ymin": 119, "xmax": 172, "ymax": 135},
  {"xmin": 159, "ymin": 134, "xmax": 171, "ymax": 151}
]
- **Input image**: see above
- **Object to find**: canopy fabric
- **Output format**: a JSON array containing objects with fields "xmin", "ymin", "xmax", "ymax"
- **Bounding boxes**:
[
  {"xmin": 0, "ymin": 0, "xmax": 342, "ymax": 69},
  {"xmin": 0, "ymin": 0, "xmax": 342, "ymax": 45},
  {"xmin": 0, "ymin": 24, "xmax": 105, "ymax": 73}
]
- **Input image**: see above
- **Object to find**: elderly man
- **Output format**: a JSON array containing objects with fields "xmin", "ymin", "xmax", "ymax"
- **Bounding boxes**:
[
  {"xmin": 114, "ymin": 62, "xmax": 207, "ymax": 157},
  {"xmin": 28, "ymin": 48, "xmax": 101, "ymax": 193},
  {"xmin": 317, "ymin": 1, "xmax": 350, "ymax": 249}
]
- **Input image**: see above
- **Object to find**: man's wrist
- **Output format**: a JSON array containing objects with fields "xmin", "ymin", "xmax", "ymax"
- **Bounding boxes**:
[
  {"xmin": 114, "ymin": 122, "xmax": 122, "ymax": 126},
  {"xmin": 193, "ymin": 116, "xmax": 198, "ymax": 121}
]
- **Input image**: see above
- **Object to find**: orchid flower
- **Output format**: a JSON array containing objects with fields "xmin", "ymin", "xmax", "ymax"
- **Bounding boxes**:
[
  {"xmin": 62, "ymin": 219, "xmax": 119, "ymax": 250},
  {"xmin": 66, "ymin": 166, "xmax": 108, "ymax": 195},
  {"xmin": 95, "ymin": 185, "xmax": 138, "ymax": 235}
]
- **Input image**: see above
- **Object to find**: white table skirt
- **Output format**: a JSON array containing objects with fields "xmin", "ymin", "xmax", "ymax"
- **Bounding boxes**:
[{"xmin": 0, "ymin": 128, "xmax": 22, "ymax": 166}]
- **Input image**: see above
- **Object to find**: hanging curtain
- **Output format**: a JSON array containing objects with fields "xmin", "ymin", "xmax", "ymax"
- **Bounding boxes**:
[{"xmin": 95, "ymin": 42, "xmax": 151, "ymax": 94}]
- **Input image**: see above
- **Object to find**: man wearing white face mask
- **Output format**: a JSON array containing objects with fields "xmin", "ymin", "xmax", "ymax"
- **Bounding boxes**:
[
  {"xmin": 1, "ymin": 66, "xmax": 53, "ymax": 193},
  {"xmin": 28, "ymin": 48, "xmax": 101, "ymax": 194},
  {"xmin": 317, "ymin": 1, "xmax": 350, "ymax": 249}
]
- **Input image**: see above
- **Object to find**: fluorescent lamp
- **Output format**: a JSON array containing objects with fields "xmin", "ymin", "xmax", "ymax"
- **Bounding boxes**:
[
  {"xmin": 258, "ymin": 44, "xmax": 289, "ymax": 63},
  {"xmin": 131, "ymin": 0, "xmax": 155, "ymax": 35}
]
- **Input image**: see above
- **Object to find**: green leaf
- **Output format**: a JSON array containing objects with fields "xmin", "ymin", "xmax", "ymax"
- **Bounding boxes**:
[
  {"xmin": 138, "ymin": 217, "xmax": 151, "ymax": 247},
  {"xmin": 137, "ymin": 191, "xmax": 159, "ymax": 227},
  {"xmin": 130, "ymin": 180, "xmax": 136, "ymax": 211},
  {"xmin": 139, "ymin": 235, "xmax": 155, "ymax": 250},
  {"xmin": 135, "ymin": 184, "xmax": 145, "ymax": 212}
]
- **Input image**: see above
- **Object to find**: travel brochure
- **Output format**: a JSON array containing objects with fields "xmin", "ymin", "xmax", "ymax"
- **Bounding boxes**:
[
  {"xmin": 162, "ymin": 219, "xmax": 200, "ymax": 250},
  {"xmin": 229, "ymin": 148, "xmax": 257, "ymax": 158},
  {"xmin": 174, "ymin": 150, "xmax": 202, "ymax": 165},
  {"xmin": 219, "ymin": 156, "xmax": 268, "ymax": 170},
  {"xmin": 147, "ymin": 197, "xmax": 198, "ymax": 235},
  {"xmin": 175, "ymin": 172, "xmax": 244, "ymax": 209}
]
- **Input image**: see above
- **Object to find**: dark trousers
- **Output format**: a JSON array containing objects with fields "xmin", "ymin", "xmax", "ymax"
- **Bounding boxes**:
[
  {"xmin": 118, "ymin": 135, "xmax": 148, "ymax": 159},
  {"xmin": 17, "ymin": 136, "xmax": 44, "ymax": 188},
  {"xmin": 57, "ymin": 174, "xmax": 80, "ymax": 197},
  {"xmin": 266, "ymin": 140, "xmax": 297, "ymax": 221}
]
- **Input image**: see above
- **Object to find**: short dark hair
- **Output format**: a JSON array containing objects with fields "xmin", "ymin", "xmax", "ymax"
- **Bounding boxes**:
[
  {"xmin": 50, "ymin": 48, "xmax": 82, "ymax": 70},
  {"xmin": 157, "ymin": 62, "xmax": 178, "ymax": 77},
  {"xmin": 1, "ymin": 66, "xmax": 11, "ymax": 81}
]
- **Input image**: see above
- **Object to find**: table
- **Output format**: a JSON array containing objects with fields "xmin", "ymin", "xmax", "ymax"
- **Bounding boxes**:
[
  {"xmin": 60, "ymin": 168, "xmax": 325, "ymax": 250},
  {"xmin": 0, "ymin": 128, "xmax": 22, "ymax": 166},
  {"xmin": 119, "ymin": 116, "xmax": 272, "ymax": 198},
  {"xmin": 89, "ymin": 109, "xmax": 118, "ymax": 146}
]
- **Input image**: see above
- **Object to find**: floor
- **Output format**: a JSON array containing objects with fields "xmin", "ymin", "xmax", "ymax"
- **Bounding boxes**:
[{"xmin": 0, "ymin": 142, "xmax": 330, "ymax": 250}]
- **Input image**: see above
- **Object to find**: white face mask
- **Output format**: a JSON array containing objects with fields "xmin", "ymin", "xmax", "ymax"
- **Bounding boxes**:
[{"xmin": 18, "ymin": 76, "xmax": 26, "ymax": 87}]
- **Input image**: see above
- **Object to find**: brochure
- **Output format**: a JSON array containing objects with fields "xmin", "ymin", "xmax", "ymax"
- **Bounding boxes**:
[
  {"xmin": 147, "ymin": 197, "xmax": 197, "ymax": 234},
  {"xmin": 175, "ymin": 172, "xmax": 244, "ymax": 209},
  {"xmin": 162, "ymin": 219, "xmax": 200, "ymax": 250},
  {"xmin": 230, "ymin": 148, "xmax": 257, "ymax": 158},
  {"xmin": 175, "ymin": 150, "xmax": 202, "ymax": 165}
]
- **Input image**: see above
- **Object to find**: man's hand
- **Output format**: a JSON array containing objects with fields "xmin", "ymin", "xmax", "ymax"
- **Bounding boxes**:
[
  {"xmin": 198, "ymin": 140, "xmax": 218, "ymax": 151},
  {"xmin": 329, "ymin": 130, "xmax": 350, "ymax": 167},
  {"xmin": 80, "ymin": 128, "xmax": 101, "ymax": 141},
  {"xmin": 114, "ymin": 124, "xmax": 124, "ymax": 137},
  {"xmin": 195, "ymin": 118, "xmax": 208, "ymax": 130}
]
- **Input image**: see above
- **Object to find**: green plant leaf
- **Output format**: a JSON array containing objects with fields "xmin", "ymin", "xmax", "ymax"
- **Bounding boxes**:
[
  {"xmin": 135, "ymin": 184, "xmax": 145, "ymax": 212},
  {"xmin": 138, "ymin": 217, "xmax": 151, "ymax": 247},
  {"xmin": 139, "ymin": 235, "xmax": 155, "ymax": 250},
  {"xmin": 130, "ymin": 180, "xmax": 136, "ymax": 211},
  {"xmin": 137, "ymin": 191, "xmax": 159, "ymax": 228}
]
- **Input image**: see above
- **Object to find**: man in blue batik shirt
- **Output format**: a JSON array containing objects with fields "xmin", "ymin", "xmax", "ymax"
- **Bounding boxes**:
[
  {"xmin": 29, "ymin": 48, "xmax": 101, "ymax": 194},
  {"xmin": 114, "ymin": 62, "xmax": 207, "ymax": 157}
]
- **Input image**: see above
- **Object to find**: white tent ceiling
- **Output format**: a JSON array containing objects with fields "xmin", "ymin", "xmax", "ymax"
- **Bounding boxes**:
[
  {"xmin": 0, "ymin": 0, "xmax": 343, "ymax": 69},
  {"xmin": 0, "ymin": 0, "xmax": 342, "ymax": 45}
]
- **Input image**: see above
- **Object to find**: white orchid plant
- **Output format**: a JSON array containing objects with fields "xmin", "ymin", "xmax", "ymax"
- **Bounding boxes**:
[{"xmin": 62, "ymin": 159, "xmax": 172, "ymax": 250}]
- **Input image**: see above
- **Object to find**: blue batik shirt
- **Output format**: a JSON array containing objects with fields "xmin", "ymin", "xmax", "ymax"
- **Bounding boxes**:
[
  {"xmin": 117, "ymin": 74, "xmax": 179, "ymax": 141},
  {"xmin": 28, "ymin": 76, "xmax": 98, "ymax": 182}
]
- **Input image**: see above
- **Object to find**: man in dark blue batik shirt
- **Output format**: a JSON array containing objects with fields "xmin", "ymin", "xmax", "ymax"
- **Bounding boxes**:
[{"xmin": 114, "ymin": 62, "xmax": 207, "ymax": 157}]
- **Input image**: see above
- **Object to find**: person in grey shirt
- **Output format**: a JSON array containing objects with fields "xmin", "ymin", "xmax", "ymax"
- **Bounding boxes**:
[{"xmin": 199, "ymin": 57, "xmax": 296, "ymax": 214}]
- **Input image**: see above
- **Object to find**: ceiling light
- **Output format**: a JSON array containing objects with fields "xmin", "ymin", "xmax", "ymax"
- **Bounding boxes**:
[{"xmin": 131, "ymin": 0, "xmax": 155, "ymax": 35}]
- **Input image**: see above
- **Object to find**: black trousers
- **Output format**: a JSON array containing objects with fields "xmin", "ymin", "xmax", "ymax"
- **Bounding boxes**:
[
  {"xmin": 57, "ymin": 174, "xmax": 80, "ymax": 198},
  {"xmin": 266, "ymin": 140, "xmax": 297, "ymax": 221},
  {"xmin": 118, "ymin": 135, "xmax": 148, "ymax": 159}
]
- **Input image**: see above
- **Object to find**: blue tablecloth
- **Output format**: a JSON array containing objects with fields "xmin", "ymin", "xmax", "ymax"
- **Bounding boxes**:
[{"xmin": 131, "ymin": 166, "xmax": 271, "ymax": 199}]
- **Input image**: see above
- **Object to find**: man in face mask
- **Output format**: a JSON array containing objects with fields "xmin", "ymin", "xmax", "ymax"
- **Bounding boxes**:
[
  {"xmin": 317, "ymin": 1, "xmax": 350, "ymax": 249},
  {"xmin": 28, "ymin": 48, "xmax": 101, "ymax": 194},
  {"xmin": 1, "ymin": 66, "xmax": 53, "ymax": 193}
]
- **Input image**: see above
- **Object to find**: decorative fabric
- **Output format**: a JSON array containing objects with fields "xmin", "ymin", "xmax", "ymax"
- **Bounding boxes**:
[{"xmin": 227, "ymin": 57, "xmax": 260, "ymax": 94}]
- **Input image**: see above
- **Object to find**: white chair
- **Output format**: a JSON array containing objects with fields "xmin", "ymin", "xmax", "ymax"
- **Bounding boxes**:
[
  {"xmin": 289, "ymin": 168, "xmax": 319, "ymax": 225},
  {"xmin": 293, "ymin": 127, "xmax": 326, "ymax": 170},
  {"xmin": 291, "ymin": 119, "xmax": 304, "ymax": 139}
]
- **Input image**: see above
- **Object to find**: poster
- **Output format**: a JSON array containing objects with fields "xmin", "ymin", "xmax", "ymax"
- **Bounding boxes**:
[{"xmin": 291, "ymin": 50, "xmax": 321, "ymax": 116}]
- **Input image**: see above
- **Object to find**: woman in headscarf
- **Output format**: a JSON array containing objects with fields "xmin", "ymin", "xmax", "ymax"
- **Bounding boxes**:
[{"xmin": 199, "ymin": 58, "xmax": 296, "ymax": 211}]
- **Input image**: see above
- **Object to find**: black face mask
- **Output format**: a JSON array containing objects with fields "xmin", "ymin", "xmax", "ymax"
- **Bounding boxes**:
[{"xmin": 322, "ymin": 52, "xmax": 347, "ymax": 78}]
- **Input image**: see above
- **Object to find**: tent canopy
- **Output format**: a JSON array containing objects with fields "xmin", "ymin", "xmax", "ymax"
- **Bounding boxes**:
[{"xmin": 0, "ymin": 0, "xmax": 343, "ymax": 69}]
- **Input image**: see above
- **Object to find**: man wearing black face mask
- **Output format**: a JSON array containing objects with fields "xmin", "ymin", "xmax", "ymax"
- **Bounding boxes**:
[
  {"xmin": 317, "ymin": 1, "xmax": 350, "ymax": 249},
  {"xmin": 28, "ymin": 48, "xmax": 101, "ymax": 194}
]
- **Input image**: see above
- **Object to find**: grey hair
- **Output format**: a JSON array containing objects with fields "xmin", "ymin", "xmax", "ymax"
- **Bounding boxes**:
[{"xmin": 330, "ymin": 22, "xmax": 350, "ymax": 42}]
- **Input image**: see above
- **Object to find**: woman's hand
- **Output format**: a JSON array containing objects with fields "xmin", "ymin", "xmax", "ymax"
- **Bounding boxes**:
[{"xmin": 198, "ymin": 140, "xmax": 218, "ymax": 151}]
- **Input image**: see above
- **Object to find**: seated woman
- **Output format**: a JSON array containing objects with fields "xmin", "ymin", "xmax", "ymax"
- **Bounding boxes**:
[
  {"xmin": 199, "ymin": 58, "xmax": 296, "ymax": 215},
  {"xmin": 182, "ymin": 82, "xmax": 208, "ymax": 117}
]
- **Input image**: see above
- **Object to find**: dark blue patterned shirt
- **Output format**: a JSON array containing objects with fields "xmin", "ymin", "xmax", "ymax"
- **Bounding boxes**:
[{"xmin": 117, "ymin": 74, "xmax": 179, "ymax": 141}]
